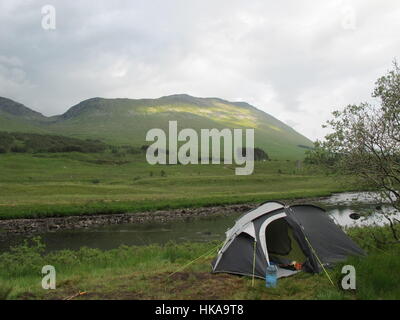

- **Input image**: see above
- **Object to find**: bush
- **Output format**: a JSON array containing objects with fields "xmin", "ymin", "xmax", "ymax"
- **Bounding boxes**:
[
  {"xmin": 0, "ymin": 237, "xmax": 46, "ymax": 277},
  {"xmin": 238, "ymin": 147, "xmax": 269, "ymax": 161},
  {"xmin": 347, "ymin": 224, "xmax": 400, "ymax": 251}
]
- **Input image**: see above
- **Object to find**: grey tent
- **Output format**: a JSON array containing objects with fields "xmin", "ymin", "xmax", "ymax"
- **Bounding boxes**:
[{"xmin": 212, "ymin": 201, "xmax": 364, "ymax": 279}]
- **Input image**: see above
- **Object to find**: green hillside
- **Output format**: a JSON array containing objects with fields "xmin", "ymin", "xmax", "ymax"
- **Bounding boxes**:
[{"xmin": 0, "ymin": 94, "xmax": 313, "ymax": 159}]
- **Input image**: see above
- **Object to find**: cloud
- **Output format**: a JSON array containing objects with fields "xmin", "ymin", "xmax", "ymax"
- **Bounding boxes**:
[{"xmin": 0, "ymin": 0, "xmax": 399, "ymax": 140}]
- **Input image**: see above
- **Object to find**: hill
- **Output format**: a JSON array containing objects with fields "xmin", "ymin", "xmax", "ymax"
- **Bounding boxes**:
[
  {"xmin": 0, "ymin": 97, "xmax": 50, "ymax": 133},
  {"xmin": 0, "ymin": 94, "xmax": 313, "ymax": 159}
]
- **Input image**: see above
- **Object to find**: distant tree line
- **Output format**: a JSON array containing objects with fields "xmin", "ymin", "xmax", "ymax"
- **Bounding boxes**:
[
  {"xmin": 0, "ymin": 132, "xmax": 271, "ymax": 160},
  {"xmin": 0, "ymin": 132, "xmax": 107, "ymax": 154},
  {"xmin": 239, "ymin": 147, "xmax": 269, "ymax": 161}
]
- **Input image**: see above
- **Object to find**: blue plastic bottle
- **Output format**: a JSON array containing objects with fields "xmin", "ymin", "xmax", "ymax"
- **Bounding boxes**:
[{"xmin": 266, "ymin": 263, "xmax": 278, "ymax": 288}]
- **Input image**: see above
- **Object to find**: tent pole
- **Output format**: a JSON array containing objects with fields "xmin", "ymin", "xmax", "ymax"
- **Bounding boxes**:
[{"xmin": 252, "ymin": 240, "xmax": 257, "ymax": 287}]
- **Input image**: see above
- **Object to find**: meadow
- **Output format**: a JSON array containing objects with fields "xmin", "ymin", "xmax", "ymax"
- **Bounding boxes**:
[{"xmin": 0, "ymin": 152, "xmax": 362, "ymax": 219}]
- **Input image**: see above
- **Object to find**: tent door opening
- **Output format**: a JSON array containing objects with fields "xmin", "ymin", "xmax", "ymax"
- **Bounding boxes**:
[{"xmin": 264, "ymin": 218, "xmax": 306, "ymax": 267}]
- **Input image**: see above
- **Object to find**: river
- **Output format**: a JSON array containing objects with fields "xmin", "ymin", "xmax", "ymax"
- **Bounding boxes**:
[{"xmin": 1, "ymin": 191, "xmax": 398, "ymax": 252}]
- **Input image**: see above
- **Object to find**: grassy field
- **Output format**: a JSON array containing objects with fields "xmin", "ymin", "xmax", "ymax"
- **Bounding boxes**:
[
  {"xmin": 0, "ymin": 153, "xmax": 362, "ymax": 219},
  {"xmin": 1, "ymin": 224, "xmax": 399, "ymax": 300}
]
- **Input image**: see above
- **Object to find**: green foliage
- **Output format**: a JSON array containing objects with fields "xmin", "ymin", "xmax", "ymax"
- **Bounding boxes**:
[
  {"xmin": 320, "ymin": 62, "xmax": 400, "ymax": 215},
  {"xmin": 304, "ymin": 140, "xmax": 340, "ymax": 168},
  {"xmin": 0, "ymin": 237, "xmax": 45, "ymax": 277},
  {"xmin": 239, "ymin": 147, "xmax": 269, "ymax": 161},
  {"xmin": 347, "ymin": 224, "xmax": 400, "ymax": 252},
  {"xmin": 0, "ymin": 132, "xmax": 107, "ymax": 154}
]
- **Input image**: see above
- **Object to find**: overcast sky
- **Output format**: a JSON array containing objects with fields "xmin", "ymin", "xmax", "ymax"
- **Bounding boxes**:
[{"xmin": 1, "ymin": 0, "xmax": 399, "ymax": 140}]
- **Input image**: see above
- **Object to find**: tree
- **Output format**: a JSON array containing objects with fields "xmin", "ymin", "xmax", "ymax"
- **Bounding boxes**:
[
  {"xmin": 304, "ymin": 140, "xmax": 341, "ymax": 168},
  {"xmin": 239, "ymin": 147, "xmax": 269, "ymax": 161},
  {"xmin": 323, "ymin": 61, "xmax": 400, "ymax": 241}
]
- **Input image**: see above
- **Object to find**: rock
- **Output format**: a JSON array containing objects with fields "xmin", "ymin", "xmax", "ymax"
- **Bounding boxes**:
[{"xmin": 349, "ymin": 213, "xmax": 361, "ymax": 220}]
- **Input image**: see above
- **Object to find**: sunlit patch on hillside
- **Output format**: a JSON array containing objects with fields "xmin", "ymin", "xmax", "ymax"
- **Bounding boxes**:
[
  {"xmin": 267, "ymin": 125, "xmax": 283, "ymax": 132},
  {"xmin": 138, "ymin": 102, "xmax": 258, "ymax": 128}
]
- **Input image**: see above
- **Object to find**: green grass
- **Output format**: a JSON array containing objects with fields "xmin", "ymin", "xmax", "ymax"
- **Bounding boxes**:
[
  {"xmin": 0, "ymin": 153, "xmax": 361, "ymax": 219},
  {"xmin": 319, "ymin": 246, "xmax": 400, "ymax": 300},
  {"xmin": 0, "ymin": 238, "xmax": 334, "ymax": 300},
  {"xmin": 318, "ymin": 224, "xmax": 400, "ymax": 300},
  {"xmin": 1, "ymin": 224, "xmax": 399, "ymax": 300}
]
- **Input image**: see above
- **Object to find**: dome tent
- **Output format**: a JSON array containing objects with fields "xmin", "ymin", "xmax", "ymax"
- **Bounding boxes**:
[{"xmin": 211, "ymin": 201, "xmax": 364, "ymax": 279}]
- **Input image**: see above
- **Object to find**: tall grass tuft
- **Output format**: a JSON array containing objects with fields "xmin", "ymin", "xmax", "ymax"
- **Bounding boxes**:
[
  {"xmin": 321, "ymin": 245, "xmax": 400, "ymax": 300},
  {"xmin": 0, "ymin": 285, "xmax": 13, "ymax": 300}
]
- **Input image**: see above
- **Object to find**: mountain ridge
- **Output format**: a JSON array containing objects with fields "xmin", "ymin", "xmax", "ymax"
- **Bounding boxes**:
[
  {"xmin": 0, "ymin": 94, "xmax": 313, "ymax": 159},
  {"xmin": 0, "ymin": 97, "xmax": 45, "ymax": 120}
]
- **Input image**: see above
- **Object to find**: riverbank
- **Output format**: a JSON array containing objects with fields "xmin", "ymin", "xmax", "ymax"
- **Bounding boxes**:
[
  {"xmin": 1, "ymin": 224, "xmax": 399, "ymax": 300},
  {"xmin": 0, "ymin": 191, "xmax": 348, "ymax": 236},
  {"xmin": 0, "ymin": 203, "xmax": 252, "ymax": 236}
]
